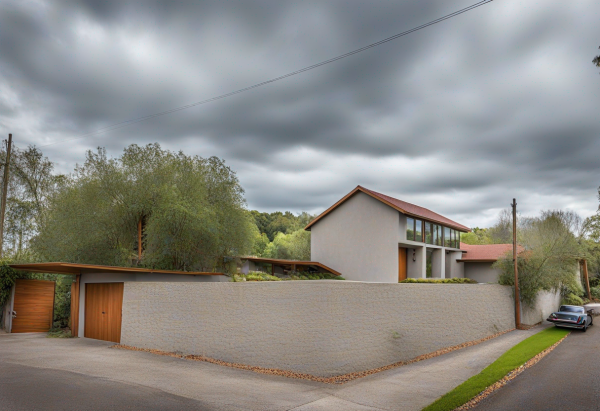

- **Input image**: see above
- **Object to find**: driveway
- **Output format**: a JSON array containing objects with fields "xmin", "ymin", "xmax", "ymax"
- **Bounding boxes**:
[
  {"xmin": 475, "ymin": 322, "xmax": 600, "ymax": 411},
  {"xmin": 0, "ymin": 327, "xmax": 546, "ymax": 411}
]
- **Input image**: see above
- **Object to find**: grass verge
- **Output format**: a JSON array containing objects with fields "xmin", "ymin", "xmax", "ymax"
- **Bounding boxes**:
[{"xmin": 422, "ymin": 327, "xmax": 570, "ymax": 411}]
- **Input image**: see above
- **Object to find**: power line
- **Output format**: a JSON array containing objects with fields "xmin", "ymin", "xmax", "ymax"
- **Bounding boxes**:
[{"xmin": 40, "ymin": 0, "xmax": 494, "ymax": 148}]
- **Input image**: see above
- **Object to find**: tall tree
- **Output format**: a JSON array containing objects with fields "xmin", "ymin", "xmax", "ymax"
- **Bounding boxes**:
[{"xmin": 33, "ymin": 144, "xmax": 255, "ymax": 272}]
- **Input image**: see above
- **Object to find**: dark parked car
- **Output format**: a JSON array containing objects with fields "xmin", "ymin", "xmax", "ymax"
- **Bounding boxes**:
[{"xmin": 547, "ymin": 305, "xmax": 594, "ymax": 332}]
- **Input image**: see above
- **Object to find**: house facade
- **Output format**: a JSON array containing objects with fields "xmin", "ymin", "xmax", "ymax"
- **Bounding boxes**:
[{"xmin": 306, "ymin": 186, "xmax": 471, "ymax": 283}]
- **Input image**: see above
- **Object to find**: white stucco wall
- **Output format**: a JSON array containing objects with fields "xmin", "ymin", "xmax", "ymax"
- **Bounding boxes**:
[
  {"xmin": 464, "ymin": 262, "xmax": 502, "ymax": 283},
  {"xmin": 121, "ymin": 281, "xmax": 516, "ymax": 376},
  {"xmin": 522, "ymin": 290, "xmax": 561, "ymax": 325},
  {"xmin": 78, "ymin": 271, "xmax": 224, "ymax": 337},
  {"xmin": 310, "ymin": 192, "xmax": 400, "ymax": 282}
]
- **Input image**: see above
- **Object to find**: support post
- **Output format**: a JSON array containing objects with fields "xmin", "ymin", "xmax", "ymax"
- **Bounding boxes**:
[
  {"xmin": 582, "ymin": 259, "xmax": 592, "ymax": 301},
  {"xmin": 70, "ymin": 274, "xmax": 80, "ymax": 337},
  {"xmin": 0, "ymin": 133, "xmax": 13, "ymax": 257},
  {"xmin": 137, "ymin": 219, "xmax": 142, "ymax": 261},
  {"xmin": 512, "ymin": 198, "xmax": 521, "ymax": 329}
]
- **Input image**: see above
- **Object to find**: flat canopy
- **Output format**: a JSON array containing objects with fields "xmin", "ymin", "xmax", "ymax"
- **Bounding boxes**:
[
  {"xmin": 9, "ymin": 262, "xmax": 224, "ymax": 276},
  {"xmin": 242, "ymin": 257, "xmax": 341, "ymax": 276}
]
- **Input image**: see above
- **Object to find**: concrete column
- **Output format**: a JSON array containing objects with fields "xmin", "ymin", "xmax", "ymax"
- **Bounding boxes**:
[
  {"xmin": 407, "ymin": 245, "xmax": 426, "ymax": 278},
  {"xmin": 432, "ymin": 248, "xmax": 445, "ymax": 278}
]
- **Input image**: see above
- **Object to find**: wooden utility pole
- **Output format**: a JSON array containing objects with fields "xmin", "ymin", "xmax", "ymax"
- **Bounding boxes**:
[
  {"xmin": 0, "ymin": 133, "xmax": 13, "ymax": 257},
  {"xmin": 582, "ymin": 259, "xmax": 592, "ymax": 300},
  {"xmin": 137, "ymin": 219, "xmax": 142, "ymax": 261},
  {"xmin": 512, "ymin": 198, "xmax": 521, "ymax": 329}
]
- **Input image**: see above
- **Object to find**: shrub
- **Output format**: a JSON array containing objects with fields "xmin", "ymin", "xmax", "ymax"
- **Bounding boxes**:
[
  {"xmin": 399, "ymin": 278, "xmax": 478, "ymax": 284},
  {"xmin": 562, "ymin": 293, "xmax": 584, "ymax": 306},
  {"xmin": 590, "ymin": 286, "xmax": 600, "ymax": 300},
  {"xmin": 231, "ymin": 271, "xmax": 344, "ymax": 282}
]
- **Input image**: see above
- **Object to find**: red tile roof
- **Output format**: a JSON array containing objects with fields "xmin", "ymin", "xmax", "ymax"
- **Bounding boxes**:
[
  {"xmin": 458, "ymin": 242, "xmax": 522, "ymax": 262},
  {"xmin": 305, "ymin": 185, "xmax": 470, "ymax": 232}
]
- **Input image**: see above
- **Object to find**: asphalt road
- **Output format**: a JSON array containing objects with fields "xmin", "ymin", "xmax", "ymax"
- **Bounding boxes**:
[
  {"xmin": 476, "ymin": 321, "xmax": 600, "ymax": 411},
  {"xmin": 0, "ymin": 362, "xmax": 211, "ymax": 411}
]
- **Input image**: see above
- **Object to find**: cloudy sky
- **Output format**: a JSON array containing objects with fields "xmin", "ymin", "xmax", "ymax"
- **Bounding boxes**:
[{"xmin": 1, "ymin": 0, "xmax": 599, "ymax": 228}]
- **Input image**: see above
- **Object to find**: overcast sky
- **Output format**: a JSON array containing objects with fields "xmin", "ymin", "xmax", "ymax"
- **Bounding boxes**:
[{"xmin": 1, "ymin": 0, "xmax": 599, "ymax": 228}]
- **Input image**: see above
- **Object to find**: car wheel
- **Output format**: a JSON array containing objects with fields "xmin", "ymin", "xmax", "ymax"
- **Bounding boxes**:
[
  {"xmin": 583, "ymin": 324, "xmax": 587, "ymax": 332},
  {"xmin": 590, "ymin": 317, "xmax": 593, "ymax": 326}
]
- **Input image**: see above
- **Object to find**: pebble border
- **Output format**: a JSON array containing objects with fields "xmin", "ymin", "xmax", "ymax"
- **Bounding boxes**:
[
  {"xmin": 453, "ymin": 332, "xmax": 569, "ymax": 410},
  {"xmin": 110, "ymin": 328, "xmax": 516, "ymax": 384}
]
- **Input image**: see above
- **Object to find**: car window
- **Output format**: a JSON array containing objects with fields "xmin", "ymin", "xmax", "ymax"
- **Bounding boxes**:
[{"xmin": 559, "ymin": 306, "xmax": 583, "ymax": 313}]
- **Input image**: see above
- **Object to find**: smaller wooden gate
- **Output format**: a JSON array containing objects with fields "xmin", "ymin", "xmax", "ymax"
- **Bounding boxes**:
[
  {"xmin": 11, "ymin": 279, "xmax": 55, "ymax": 333},
  {"xmin": 85, "ymin": 283, "xmax": 124, "ymax": 343}
]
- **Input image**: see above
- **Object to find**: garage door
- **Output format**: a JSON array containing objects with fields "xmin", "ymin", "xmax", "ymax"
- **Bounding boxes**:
[
  {"xmin": 84, "ymin": 283, "xmax": 124, "ymax": 343},
  {"xmin": 12, "ymin": 279, "xmax": 55, "ymax": 333}
]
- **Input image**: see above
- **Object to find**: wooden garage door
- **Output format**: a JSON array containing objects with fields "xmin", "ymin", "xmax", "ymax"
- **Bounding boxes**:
[
  {"xmin": 85, "ymin": 283, "xmax": 124, "ymax": 343},
  {"xmin": 12, "ymin": 279, "xmax": 55, "ymax": 333}
]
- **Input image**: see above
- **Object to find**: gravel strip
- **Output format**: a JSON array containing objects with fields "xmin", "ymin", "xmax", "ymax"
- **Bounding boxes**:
[
  {"xmin": 453, "ymin": 333, "xmax": 569, "ymax": 410},
  {"xmin": 110, "ymin": 328, "xmax": 515, "ymax": 385}
]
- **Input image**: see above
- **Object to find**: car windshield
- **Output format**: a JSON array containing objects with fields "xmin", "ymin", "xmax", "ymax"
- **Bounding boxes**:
[{"xmin": 559, "ymin": 306, "xmax": 583, "ymax": 313}]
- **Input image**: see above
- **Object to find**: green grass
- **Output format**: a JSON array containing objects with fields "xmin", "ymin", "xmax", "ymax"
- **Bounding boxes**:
[
  {"xmin": 422, "ymin": 327, "xmax": 570, "ymax": 411},
  {"xmin": 47, "ymin": 328, "xmax": 74, "ymax": 338}
]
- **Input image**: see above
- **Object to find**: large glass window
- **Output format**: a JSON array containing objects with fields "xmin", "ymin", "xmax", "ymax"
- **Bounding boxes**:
[
  {"xmin": 456, "ymin": 231, "xmax": 461, "ymax": 248},
  {"xmin": 426, "ymin": 249, "xmax": 433, "ymax": 278},
  {"xmin": 415, "ymin": 220, "xmax": 422, "ymax": 242},
  {"xmin": 433, "ymin": 224, "xmax": 440, "ymax": 246},
  {"xmin": 406, "ymin": 217, "xmax": 415, "ymax": 241},
  {"xmin": 444, "ymin": 227, "xmax": 452, "ymax": 247},
  {"xmin": 425, "ymin": 222, "xmax": 432, "ymax": 244}
]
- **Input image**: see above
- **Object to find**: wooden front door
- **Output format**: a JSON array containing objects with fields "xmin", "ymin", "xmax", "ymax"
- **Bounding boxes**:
[
  {"xmin": 85, "ymin": 283, "xmax": 124, "ymax": 343},
  {"xmin": 398, "ymin": 248, "xmax": 407, "ymax": 282},
  {"xmin": 12, "ymin": 279, "xmax": 55, "ymax": 333}
]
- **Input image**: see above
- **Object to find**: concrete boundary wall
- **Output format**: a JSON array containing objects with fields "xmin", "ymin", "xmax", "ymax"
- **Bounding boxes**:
[
  {"xmin": 121, "ymin": 282, "xmax": 517, "ymax": 376},
  {"xmin": 522, "ymin": 290, "xmax": 561, "ymax": 325}
]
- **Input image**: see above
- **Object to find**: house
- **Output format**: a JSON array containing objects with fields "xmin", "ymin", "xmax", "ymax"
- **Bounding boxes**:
[{"xmin": 305, "ymin": 186, "xmax": 471, "ymax": 282}]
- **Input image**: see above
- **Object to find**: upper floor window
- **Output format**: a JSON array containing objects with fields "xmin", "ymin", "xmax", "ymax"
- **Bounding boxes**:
[
  {"xmin": 424, "ymin": 221, "xmax": 432, "ymax": 244},
  {"xmin": 415, "ymin": 219, "xmax": 422, "ymax": 242},
  {"xmin": 444, "ymin": 226, "xmax": 452, "ymax": 247}
]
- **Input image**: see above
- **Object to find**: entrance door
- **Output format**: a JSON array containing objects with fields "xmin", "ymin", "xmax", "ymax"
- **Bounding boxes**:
[
  {"xmin": 11, "ymin": 279, "xmax": 55, "ymax": 333},
  {"xmin": 85, "ymin": 283, "xmax": 124, "ymax": 343},
  {"xmin": 398, "ymin": 248, "xmax": 407, "ymax": 282}
]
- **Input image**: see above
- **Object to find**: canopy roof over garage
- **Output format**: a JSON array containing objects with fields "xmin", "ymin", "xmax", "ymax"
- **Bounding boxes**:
[
  {"xmin": 9, "ymin": 262, "xmax": 224, "ymax": 276},
  {"xmin": 241, "ymin": 257, "xmax": 341, "ymax": 276}
]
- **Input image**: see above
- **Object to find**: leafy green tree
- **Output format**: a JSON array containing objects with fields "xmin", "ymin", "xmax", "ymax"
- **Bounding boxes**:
[
  {"xmin": 495, "ymin": 210, "xmax": 585, "ymax": 306},
  {"xmin": 33, "ymin": 144, "xmax": 254, "ymax": 272},
  {"xmin": 460, "ymin": 227, "xmax": 492, "ymax": 245},
  {"xmin": 263, "ymin": 229, "xmax": 311, "ymax": 261}
]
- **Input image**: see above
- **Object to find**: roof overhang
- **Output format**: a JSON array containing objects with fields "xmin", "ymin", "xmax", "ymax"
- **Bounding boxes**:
[
  {"xmin": 305, "ymin": 186, "xmax": 471, "ymax": 232},
  {"xmin": 9, "ymin": 262, "xmax": 224, "ymax": 276},
  {"xmin": 241, "ymin": 257, "xmax": 341, "ymax": 276},
  {"xmin": 456, "ymin": 259, "xmax": 497, "ymax": 263}
]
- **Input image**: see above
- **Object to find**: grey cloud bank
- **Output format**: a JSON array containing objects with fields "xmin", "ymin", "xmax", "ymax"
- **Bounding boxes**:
[{"xmin": 0, "ymin": 0, "xmax": 599, "ymax": 228}]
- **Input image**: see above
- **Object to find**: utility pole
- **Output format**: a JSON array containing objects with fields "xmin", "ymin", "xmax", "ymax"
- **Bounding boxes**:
[
  {"xmin": 512, "ymin": 198, "xmax": 521, "ymax": 329},
  {"xmin": 0, "ymin": 133, "xmax": 13, "ymax": 258}
]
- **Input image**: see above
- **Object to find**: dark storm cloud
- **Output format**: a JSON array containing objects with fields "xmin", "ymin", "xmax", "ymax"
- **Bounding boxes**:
[{"xmin": 0, "ymin": 0, "xmax": 599, "ymax": 228}]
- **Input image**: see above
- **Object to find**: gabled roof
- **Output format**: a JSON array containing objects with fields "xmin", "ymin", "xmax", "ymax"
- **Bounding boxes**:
[
  {"xmin": 457, "ymin": 242, "xmax": 522, "ymax": 262},
  {"xmin": 305, "ymin": 186, "xmax": 471, "ymax": 232}
]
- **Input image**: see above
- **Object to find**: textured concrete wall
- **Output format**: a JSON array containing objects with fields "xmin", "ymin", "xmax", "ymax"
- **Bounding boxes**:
[
  {"xmin": 78, "ymin": 272, "xmax": 225, "ymax": 337},
  {"xmin": 464, "ymin": 262, "xmax": 502, "ymax": 283},
  {"xmin": 121, "ymin": 282, "xmax": 515, "ymax": 376},
  {"xmin": 522, "ymin": 290, "xmax": 561, "ymax": 325},
  {"xmin": 310, "ymin": 192, "xmax": 400, "ymax": 282}
]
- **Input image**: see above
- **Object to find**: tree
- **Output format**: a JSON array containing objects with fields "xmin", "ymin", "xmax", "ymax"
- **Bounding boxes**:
[
  {"xmin": 495, "ymin": 210, "xmax": 585, "ymax": 307},
  {"xmin": 32, "ymin": 144, "xmax": 255, "ymax": 272},
  {"xmin": 594, "ymin": 46, "xmax": 600, "ymax": 72},
  {"xmin": 460, "ymin": 227, "xmax": 492, "ymax": 245}
]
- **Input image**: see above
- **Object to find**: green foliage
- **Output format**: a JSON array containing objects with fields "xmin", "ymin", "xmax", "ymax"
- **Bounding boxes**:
[
  {"xmin": 399, "ymin": 278, "xmax": 478, "ymax": 284},
  {"xmin": 562, "ymin": 293, "xmax": 584, "ymax": 306},
  {"xmin": 423, "ymin": 327, "xmax": 570, "ymax": 411},
  {"xmin": 262, "ymin": 229, "xmax": 311, "ymax": 260},
  {"xmin": 249, "ymin": 211, "xmax": 314, "ymax": 260},
  {"xmin": 460, "ymin": 227, "xmax": 493, "ymax": 245},
  {"xmin": 47, "ymin": 328, "xmax": 74, "ymax": 338},
  {"xmin": 496, "ymin": 210, "xmax": 585, "ymax": 307},
  {"xmin": 590, "ymin": 286, "xmax": 600, "ymax": 300},
  {"xmin": 33, "ymin": 144, "xmax": 254, "ymax": 272},
  {"xmin": 0, "ymin": 261, "xmax": 23, "ymax": 328},
  {"xmin": 231, "ymin": 271, "xmax": 282, "ymax": 282},
  {"xmin": 249, "ymin": 211, "xmax": 313, "ymax": 242}
]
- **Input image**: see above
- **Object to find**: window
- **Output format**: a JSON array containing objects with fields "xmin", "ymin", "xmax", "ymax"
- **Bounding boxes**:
[
  {"xmin": 415, "ymin": 220, "xmax": 422, "ymax": 242},
  {"xmin": 444, "ymin": 227, "xmax": 452, "ymax": 247},
  {"xmin": 433, "ymin": 224, "xmax": 440, "ymax": 246},
  {"xmin": 407, "ymin": 217, "xmax": 415, "ymax": 241},
  {"xmin": 454, "ymin": 230, "xmax": 460, "ymax": 248},
  {"xmin": 426, "ymin": 249, "xmax": 433, "ymax": 278},
  {"xmin": 425, "ymin": 222, "xmax": 432, "ymax": 244}
]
